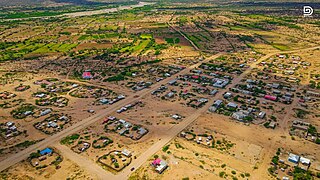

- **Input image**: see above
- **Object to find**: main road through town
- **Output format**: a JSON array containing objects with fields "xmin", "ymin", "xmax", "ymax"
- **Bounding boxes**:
[{"xmin": 1, "ymin": 45, "xmax": 320, "ymax": 179}]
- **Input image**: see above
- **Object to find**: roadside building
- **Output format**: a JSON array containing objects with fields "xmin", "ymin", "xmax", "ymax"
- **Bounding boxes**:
[
  {"xmin": 121, "ymin": 149, "xmax": 132, "ymax": 157},
  {"xmin": 288, "ymin": 153, "xmax": 300, "ymax": 164},
  {"xmin": 299, "ymin": 157, "xmax": 311, "ymax": 166},
  {"xmin": 152, "ymin": 159, "xmax": 168, "ymax": 174},
  {"xmin": 40, "ymin": 148, "xmax": 53, "ymax": 156}
]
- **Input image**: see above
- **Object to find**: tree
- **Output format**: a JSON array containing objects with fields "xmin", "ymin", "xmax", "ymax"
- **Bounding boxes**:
[
  {"xmin": 293, "ymin": 167, "xmax": 312, "ymax": 180},
  {"xmin": 307, "ymin": 125, "xmax": 317, "ymax": 136}
]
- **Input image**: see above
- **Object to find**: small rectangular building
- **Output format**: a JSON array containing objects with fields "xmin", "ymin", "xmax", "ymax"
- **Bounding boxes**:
[
  {"xmin": 288, "ymin": 153, "xmax": 300, "ymax": 164},
  {"xmin": 40, "ymin": 148, "xmax": 53, "ymax": 156}
]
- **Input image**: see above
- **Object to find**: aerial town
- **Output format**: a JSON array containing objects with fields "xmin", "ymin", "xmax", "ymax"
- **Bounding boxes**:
[{"xmin": 0, "ymin": 0, "xmax": 319, "ymax": 180}]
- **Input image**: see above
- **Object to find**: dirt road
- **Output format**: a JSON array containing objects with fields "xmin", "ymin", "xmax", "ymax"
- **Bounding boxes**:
[
  {"xmin": 168, "ymin": 23, "xmax": 200, "ymax": 51},
  {"xmin": 54, "ymin": 143, "xmax": 107, "ymax": 179}
]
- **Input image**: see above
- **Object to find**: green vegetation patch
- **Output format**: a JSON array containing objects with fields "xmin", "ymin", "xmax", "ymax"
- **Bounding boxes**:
[{"xmin": 60, "ymin": 134, "xmax": 80, "ymax": 145}]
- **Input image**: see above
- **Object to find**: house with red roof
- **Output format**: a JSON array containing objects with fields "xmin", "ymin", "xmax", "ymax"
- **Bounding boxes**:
[
  {"xmin": 151, "ymin": 158, "xmax": 168, "ymax": 174},
  {"xmin": 264, "ymin": 95, "xmax": 277, "ymax": 101},
  {"xmin": 82, "ymin": 71, "xmax": 93, "ymax": 79}
]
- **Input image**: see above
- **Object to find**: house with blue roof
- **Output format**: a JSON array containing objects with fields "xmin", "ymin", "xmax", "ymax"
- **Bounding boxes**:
[{"xmin": 40, "ymin": 148, "xmax": 53, "ymax": 156}]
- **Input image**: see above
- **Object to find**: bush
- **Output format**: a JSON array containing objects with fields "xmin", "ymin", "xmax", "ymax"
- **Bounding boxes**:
[
  {"xmin": 105, "ymin": 74, "xmax": 125, "ymax": 82},
  {"xmin": 307, "ymin": 125, "xmax": 317, "ymax": 136},
  {"xmin": 219, "ymin": 171, "xmax": 226, "ymax": 178},
  {"xmin": 114, "ymin": 162, "xmax": 119, "ymax": 168},
  {"xmin": 162, "ymin": 145, "xmax": 169, "ymax": 152},
  {"xmin": 293, "ymin": 167, "xmax": 312, "ymax": 180},
  {"xmin": 29, "ymin": 152, "xmax": 41, "ymax": 159},
  {"xmin": 272, "ymin": 155, "xmax": 279, "ymax": 165},
  {"xmin": 60, "ymin": 134, "xmax": 80, "ymax": 145}
]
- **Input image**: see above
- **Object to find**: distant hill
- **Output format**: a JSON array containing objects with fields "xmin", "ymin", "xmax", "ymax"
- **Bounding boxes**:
[
  {"xmin": 0, "ymin": 0, "xmax": 130, "ymax": 7},
  {"xmin": 0, "ymin": 0, "xmax": 49, "ymax": 6},
  {"xmin": 1, "ymin": 0, "xmax": 318, "ymax": 7}
]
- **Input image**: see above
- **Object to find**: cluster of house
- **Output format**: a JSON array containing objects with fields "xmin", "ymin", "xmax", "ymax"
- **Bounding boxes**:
[
  {"xmin": 0, "ymin": 122, "xmax": 20, "ymax": 139},
  {"xmin": 70, "ymin": 85, "xmax": 113, "ymax": 99},
  {"xmin": 34, "ymin": 115, "xmax": 69, "ymax": 133},
  {"xmin": 299, "ymin": 91, "xmax": 320, "ymax": 108},
  {"xmin": 187, "ymin": 98, "xmax": 208, "ymax": 108},
  {"xmin": 147, "ymin": 65, "xmax": 182, "ymax": 78},
  {"xmin": 291, "ymin": 120, "xmax": 310, "ymax": 132},
  {"xmin": 305, "ymin": 90, "xmax": 320, "ymax": 98},
  {"xmin": 177, "ymin": 73, "xmax": 230, "ymax": 89},
  {"xmin": 151, "ymin": 158, "xmax": 168, "ymax": 174},
  {"xmin": 168, "ymin": 65, "xmax": 186, "ymax": 71},
  {"xmin": 261, "ymin": 54, "xmax": 310, "ymax": 78},
  {"xmin": 199, "ymin": 62, "xmax": 247, "ymax": 75},
  {"xmin": 195, "ymin": 135, "xmax": 213, "ymax": 145},
  {"xmin": 32, "ymin": 148, "xmax": 54, "ymax": 167},
  {"xmin": 209, "ymin": 97, "xmax": 267, "ymax": 123},
  {"xmin": 105, "ymin": 116, "xmax": 148, "ymax": 140},
  {"xmin": 290, "ymin": 120, "xmax": 319, "ymax": 143},
  {"xmin": 0, "ymin": 91, "xmax": 16, "ymax": 100},
  {"xmin": 36, "ymin": 96, "xmax": 69, "ymax": 107},
  {"xmin": 35, "ymin": 79, "xmax": 80, "ymax": 94},
  {"xmin": 132, "ymin": 81, "xmax": 153, "ymax": 91},
  {"xmin": 151, "ymin": 85, "xmax": 168, "ymax": 96},
  {"xmin": 99, "ymin": 94, "xmax": 126, "ymax": 105},
  {"xmin": 74, "ymin": 142, "xmax": 90, "ymax": 153},
  {"xmin": 117, "ymin": 100, "xmax": 141, "ymax": 113},
  {"xmin": 233, "ymin": 79, "xmax": 296, "ymax": 104},
  {"xmin": 110, "ymin": 150, "xmax": 130, "ymax": 165},
  {"xmin": 98, "ymin": 149, "xmax": 132, "ymax": 170},
  {"xmin": 123, "ymin": 64, "xmax": 183, "ymax": 91}
]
